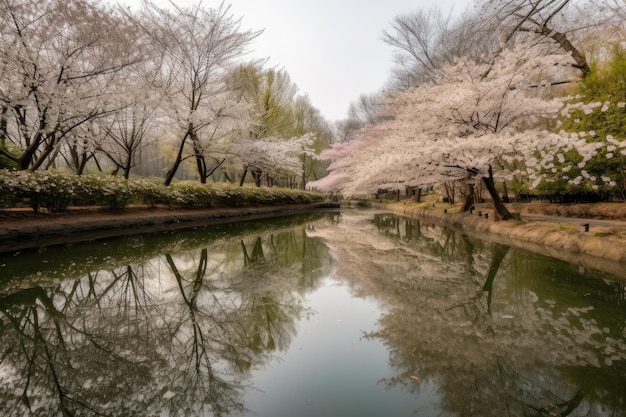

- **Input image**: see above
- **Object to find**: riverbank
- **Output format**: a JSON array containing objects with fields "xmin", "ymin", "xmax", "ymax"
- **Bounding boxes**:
[
  {"xmin": 377, "ymin": 201, "xmax": 626, "ymax": 277},
  {"xmin": 0, "ymin": 203, "xmax": 339, "ymax": 255},
  {"xmin": 2, "ymin": 200, "xmax": 625, "ymax": 277}
]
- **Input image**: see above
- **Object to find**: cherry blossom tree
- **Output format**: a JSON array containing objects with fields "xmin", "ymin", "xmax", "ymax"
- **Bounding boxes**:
[
  {"xmin": 136, "ymin": 1, "xmax": 260, "ymax": 186},
  {"xmin": 228, "ymin": 66, "xmax": 298, "ymax": 186},
  {"xmin": 288, "ymin": 95, "xmax": 331, "ymax": 188},
  {"xmin": 0, "ymin": 0, "xmax": 142, "ymax": 171},
  {"xmin": 233, "ymin": 134, "xmax": 318, "ymax": 188},
  {"xmin": 310, "ymin": 39, "xmax": 596, "ymax": 219},
  {"xmin": 473, "ymin": 0, "xmax": 625, "ymax": 79},
  {"xmin": 548, "ymin": 45, "xmax": 626, "ymax": 201}
]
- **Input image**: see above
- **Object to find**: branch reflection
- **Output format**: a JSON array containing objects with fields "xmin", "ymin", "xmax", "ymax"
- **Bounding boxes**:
[
  {"xmin": 308, "ymin": 211, "xmax": 626, "ymax": 417},
  {"xmin": 0, "ymin": 213, "xmax": 334, "ymax": 416}
]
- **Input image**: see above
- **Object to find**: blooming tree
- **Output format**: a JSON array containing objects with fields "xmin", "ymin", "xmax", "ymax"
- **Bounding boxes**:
[
  {"xmin": 0, "ymin": 0, "xmax": 142, "ymax": 171},
  {"xmin": 233, "ymin": 134, "xmax": 318, "ymax": 187},
  {"xmin": 136, "ymin": 1, "xmax": 261, "ymax": 186},
  {"xmin": 547, "ymin": 45, "xmax": 626, "ymax": 200},
  {"xmin": 310, "ymin": 39, "xmax": 601, "ymax": 219},
  {"xmin": 227, "ymin": 66, "xmax": 327, "ymax": 188}
]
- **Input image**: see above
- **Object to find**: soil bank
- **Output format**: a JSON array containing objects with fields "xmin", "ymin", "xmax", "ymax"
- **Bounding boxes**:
[
  {"xmin": 0, "ymin": 203, "xmax": 339, "ymax": 255},
  {"xmin": 381, "ymin": 202, "xmax": 626, "ymax": 278},
  {"xmin": 2, "ymin": 201, "xmax": 624, "ymax": 278}
]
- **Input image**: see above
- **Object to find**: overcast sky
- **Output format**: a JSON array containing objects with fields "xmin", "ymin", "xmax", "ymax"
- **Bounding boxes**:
[{"xmin": 123, "ymin": 0, "xmax": 471, "ymax": 121}]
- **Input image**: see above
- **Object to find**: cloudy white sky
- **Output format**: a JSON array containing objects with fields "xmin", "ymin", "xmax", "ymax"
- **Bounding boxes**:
[{"xmin": 123, "ymin": 0, "xmax": 471, "ymax": 121}]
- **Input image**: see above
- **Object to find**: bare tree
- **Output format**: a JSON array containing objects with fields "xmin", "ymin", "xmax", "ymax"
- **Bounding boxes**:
[
  {"xmin": 382, "ymin": 7, "xmax": 492, "ymax": 89},
  {"xmin": 474, "ymin": 0, "xmax": 594, "ymax": 77},
  {"xmin": 335, "ymin": 92, "xmax": 387, "ymax": 143},
  {"xmin": 347, "ymin": 93, "xmax": 387, "ymax": 126},
  {"xmin": 382, "ymin": 8, "xmax": 454, "ymax": 87},
  {"xmin": 97, "ymin": 102, "xmax": 157, "ymax": 179},
  {"xmin": 58, "ymin": 123, "xmax": 100, "ymax": 175},
  {"xmin": 609, "ymin": 0, "xmax": 626, "ymax": 16}
]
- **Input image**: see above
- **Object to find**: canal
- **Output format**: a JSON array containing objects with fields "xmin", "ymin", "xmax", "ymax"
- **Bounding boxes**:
[{"xmin": 0, "ymin": 209, "xmax": 624, "ymax": 416}]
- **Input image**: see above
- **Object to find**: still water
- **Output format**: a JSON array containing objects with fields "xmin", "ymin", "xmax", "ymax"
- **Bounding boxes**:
[{"xmin": 0, "ymin": 210, "xmax": 625, "ymax": 417}]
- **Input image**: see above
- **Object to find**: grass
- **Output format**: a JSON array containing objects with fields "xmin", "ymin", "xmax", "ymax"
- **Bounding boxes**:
[{"xmin": 559, "ymin": 224, "xmax": 578, "ymax": 233}]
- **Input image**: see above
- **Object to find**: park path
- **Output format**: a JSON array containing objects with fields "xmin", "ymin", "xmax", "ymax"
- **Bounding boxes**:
[{"xmin": 522, "ymin": 214, "xmax": 626, "ymax": 229}]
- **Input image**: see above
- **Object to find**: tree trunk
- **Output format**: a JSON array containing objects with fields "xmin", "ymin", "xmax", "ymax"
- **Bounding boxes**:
[
  {"xmin": 206, "ymin": 158, "xmax": 226, "ymax": 182},
  {"xmin": 444, "ymin": 181, "xmax": 455, "ymax": 204},
  {"xmin": 164, "ymin": 135, "xmax": 188, "ymax": 186},
  {"xmin": 77, "ymin": 153, "xmax": 90, "ymax": 176},
  {"xmin": 542, "ymin": 27, "xmax": 590, "ymax": 78},
  {"xmin": 461, "ymin": 180, "xmax": 475, "ymax": 212},
  {"xmin": 251, "ymin": 168, "xmax": 262, "ymax": 187},
  {"xmin": 501, "ymin": 181, "xmax": 509, "ymax": 203},
  {"xmin": 17, "ymin": 138, "xmax": 43, "ymax": 171},
  {"xmin": 0, "ymin": 107, "xmax": 7, "ymax": 147},
  {"xmin": 481, "ymin": 165, "xmax": 514, "ymax": 220},
  {"xmin": 239, "ymin": 167, "xmax": 248, "ymax": 186},
  {"xmin": 123, "ymin": 165, "xmax": 131, "ymax": 179},
  {"xmin": 482, "ymin": 244, "xmax": 511, "ymax": 313},
  {"xmin": 301, "ymin": 154, "xmax": 306, "ymax": 190},
  {"xmin": 191, "ymin": 134, "xmax": 207, "ymax": 184},
  {"xmin": 123, "ymin": 152, "xmax": 133, "ymax": 179}
]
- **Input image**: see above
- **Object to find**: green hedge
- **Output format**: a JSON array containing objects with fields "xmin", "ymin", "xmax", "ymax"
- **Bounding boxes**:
[{"xmin": 0, "ymin": 171, "xmax": 324, "ymax": 212}]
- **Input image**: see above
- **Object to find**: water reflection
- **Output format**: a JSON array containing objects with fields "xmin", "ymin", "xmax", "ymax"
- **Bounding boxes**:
[
  {"xmin": 0, "ymin": 214, "xmax": 334, "ymax": 416},
  {"xmin": 0, "ymin": 210, "xmax": 624, "ymax": 416},
  {"xmin": 329, "ymin": 212, "xmax": 626, "ymax": 417}
]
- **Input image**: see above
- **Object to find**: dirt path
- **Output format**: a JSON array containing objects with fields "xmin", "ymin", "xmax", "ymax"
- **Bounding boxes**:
[{"xmin": 522, "ymin": 214, "xmax": 626, "ymax": 229}]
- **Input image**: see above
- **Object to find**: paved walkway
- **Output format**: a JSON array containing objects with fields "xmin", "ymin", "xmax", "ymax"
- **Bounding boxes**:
[{"xmin": 523, "ymin": 214, "xmax": 626, "ymax": 229}]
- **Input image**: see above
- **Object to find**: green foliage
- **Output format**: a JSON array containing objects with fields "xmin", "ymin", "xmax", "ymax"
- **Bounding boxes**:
[
  {"xmin": 550, "ymin": 45, "xmax": 626, "ymax": 200},
  {"xmin": 227, "ymin": 64, "xmax": 331, "ymax": 185},
  {"xmin": 0, "ymin": 171, "xmax": 324, "ymax": 212},
  {"xmin": 0, "ymin": 141, "xmax": 16, "ymax": 170},
  {"xmin": 562, "ymin": 46, "xmax": 626, "ymax": 139},
  {"xmin": 0, "ymin": 154, "xmax": 14, "ymax": 170},
  {"xmin": 228, "ymin": 65, "xmax": 296, "ymax": 139}
]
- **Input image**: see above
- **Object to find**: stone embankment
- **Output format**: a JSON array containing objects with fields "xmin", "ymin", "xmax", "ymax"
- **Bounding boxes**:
[{"xmin": 383, "ymin": 202, "xmax": 626, "ymax": 278}]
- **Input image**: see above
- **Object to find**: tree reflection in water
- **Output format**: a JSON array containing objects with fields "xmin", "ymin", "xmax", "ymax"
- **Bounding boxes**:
[
  {"xmin": 1, "ymin": 210, "xmax": 624, "ymax": 416},
  {"xmin": 308, "ymin": 211, "xmax": 626, "ymax": 417},
  {"xmin": 0, "ymin": 213, "xmax": 332, "ymax": 416}
]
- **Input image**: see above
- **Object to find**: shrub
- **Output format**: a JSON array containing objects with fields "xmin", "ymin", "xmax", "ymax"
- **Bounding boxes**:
[
  {"xmin": 168, "ymin": 182, "xmax": 217, "ymax": 208},
  {"xmin": 0, "ymin": 170, "xmax": 324, "ymax": 212}
]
